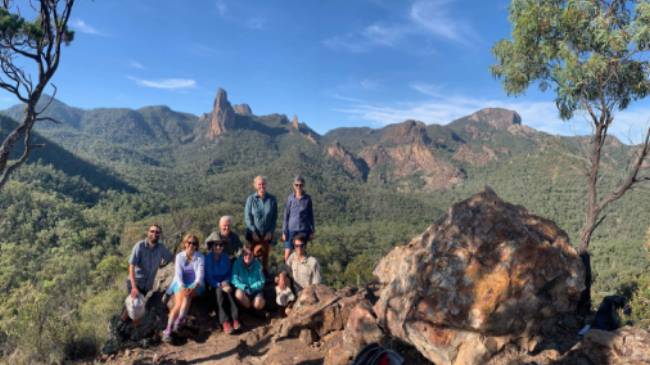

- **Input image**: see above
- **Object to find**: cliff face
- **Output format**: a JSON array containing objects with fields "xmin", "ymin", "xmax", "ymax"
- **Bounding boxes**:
[{"xmin": 207, "ymin": 88, "xmax": 236, "ymax": 139}]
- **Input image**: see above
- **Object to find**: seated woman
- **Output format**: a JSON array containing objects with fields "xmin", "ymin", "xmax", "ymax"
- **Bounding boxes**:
[
  {"xmin": 162, "ymin": 234, "xmax": 204, "ymax": 342},
  {"xmin": 286, "ymin": 233, "xmax": 321, "ymax": 293},
  {"xmin": 232, "ymin": 242, "xmax": 266, "ymax": 316},
  {"xmin": 205, "ymin": 238, "xmax": 240, "ymax": 334}
]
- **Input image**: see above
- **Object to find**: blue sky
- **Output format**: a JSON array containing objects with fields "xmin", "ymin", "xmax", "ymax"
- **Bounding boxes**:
[{"xmin": 1, "ymin": 0, "xmax": 649, "ymax": 142}]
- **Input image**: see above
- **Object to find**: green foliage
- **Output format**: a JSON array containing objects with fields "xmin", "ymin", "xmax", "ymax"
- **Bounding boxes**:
[{"xmin": 492, "ymin": 0, "xmax": 650, "ymax": 119}]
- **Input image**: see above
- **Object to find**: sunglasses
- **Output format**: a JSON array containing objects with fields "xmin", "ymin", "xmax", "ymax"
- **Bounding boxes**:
[
  {"xmin": 187, "ymin": 240, "xmax": 199, "ymax": 246},
  {"xmin": 149, "ymin": 230, "xmax": 161, "ymax": 234},
  {"xmin": 294, "ymin": 183, "xmax": 303, "ymax": 187},
  {"xmin": 243, "ymin": 251, "xmax": 253, "ymax": 257},
  {"xmin": 214, "ymin": 242, "xmax": 225, "ymax": 248}
]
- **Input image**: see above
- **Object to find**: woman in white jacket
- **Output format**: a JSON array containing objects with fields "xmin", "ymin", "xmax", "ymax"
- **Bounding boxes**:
[{"xmin": 162, "ymin": 233, "xmax": 204, "ymax": 341}]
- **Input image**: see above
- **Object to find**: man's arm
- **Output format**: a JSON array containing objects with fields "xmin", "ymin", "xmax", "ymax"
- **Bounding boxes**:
[
  {"xmin": 128, "ymin": 264, "xmax": 139, "ymax": 298},
  {"xmin": 307, "ymin": 196, "xmax": 315, "ymax": 233},
  {"xmin": 311, "ymin": 259, "xmax": 322, "ymax": 286}
]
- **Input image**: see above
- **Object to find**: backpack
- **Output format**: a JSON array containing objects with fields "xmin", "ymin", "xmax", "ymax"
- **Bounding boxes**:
[{"xmin": 352, "ymin": 343, "xmax": 404, "ymax": 365}]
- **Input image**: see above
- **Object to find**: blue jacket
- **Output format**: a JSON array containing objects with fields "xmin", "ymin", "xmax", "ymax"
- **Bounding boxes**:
[
  {"xmin": 204, "ymin": 252, "xmax": 232, "ymax": 287},
  {"xmin": 282, "ymin": 193, "xmax": 314, "ymax": 236},
  {"xmin": 244, "ymin": 192, "xmax": 278, "ymax": 236},
  {"xmin": 231, "ymin": 257, "xmax": 265, "ymax": 293}
]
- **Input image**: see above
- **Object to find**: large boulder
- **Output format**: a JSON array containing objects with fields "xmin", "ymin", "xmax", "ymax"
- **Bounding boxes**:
[{"xmin": 373, "ymin": 187, "xmax": 585, "ymax": 365}]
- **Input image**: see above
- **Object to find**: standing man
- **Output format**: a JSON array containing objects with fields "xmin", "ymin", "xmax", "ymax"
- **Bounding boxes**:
[
  {"xmin": 244, "ymin": 175, "xmax": 277, "ymax": 274},
  {"xmin": 123, "ymin": 224, "xmax": 174, "ymax": 321},
  {"xmin": 281, "ymin": 175, "xmax": 315, "ymax": 262},
  {"xmin": 205, "ymin": 215, "xmax": 243, "ymax": 259}
]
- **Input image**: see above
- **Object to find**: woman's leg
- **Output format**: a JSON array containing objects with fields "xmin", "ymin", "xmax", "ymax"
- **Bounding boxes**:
[
  {"xmin": 235, "ymin": 289, "xmax": 251, "ymax": 308},
  {"xmin": 166, "ymin": 292, "xmax": 184, "ymax": 332},
  {"xmin": 253, "ymin": 293, "xmax": 266, "ymax": 310},
  {"xmin": 215, "ymin": 287, "xmax": 228, "ymax": 324},
  {"xmin": 224, "ymin": 290, "xmax": 239, "ymax": 321}
]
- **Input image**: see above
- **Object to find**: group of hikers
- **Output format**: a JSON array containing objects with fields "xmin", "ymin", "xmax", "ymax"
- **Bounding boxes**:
[{"xmin": 123, "ymin": 175, "xmax": 322, "ymax": 342}]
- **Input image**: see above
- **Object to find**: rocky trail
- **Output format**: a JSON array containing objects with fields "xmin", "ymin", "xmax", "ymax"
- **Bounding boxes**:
[{"xmin": 94, "ymin": 188, "xmax": 650, "ymax": 365}]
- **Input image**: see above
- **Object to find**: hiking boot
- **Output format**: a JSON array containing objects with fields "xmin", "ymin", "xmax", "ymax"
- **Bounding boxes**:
[
  {"xmin": 222, "ymin": 321, "xmax": 233, "ymax": 335},
  {"xmin": 161, "ymin": 329, "xmax": 172, "ymax": 343},
  {"xmin": 232, "ymin": 319, "xmax": 241, "ymax": 331}
]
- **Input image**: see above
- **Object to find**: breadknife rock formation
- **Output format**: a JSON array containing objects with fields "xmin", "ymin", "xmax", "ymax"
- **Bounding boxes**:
[
  {"xmin": 372, "ymin": 187, "xmax": 585, "ymax": 365},
  {"xmin": 208, "ymin": 88, "xmax": 236, "ymax": 139}
]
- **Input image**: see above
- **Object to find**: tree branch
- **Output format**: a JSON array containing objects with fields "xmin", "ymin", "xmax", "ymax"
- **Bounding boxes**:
[{"xmin": 597, "ymin": 126, "xmax": 650, "ymax": 213}]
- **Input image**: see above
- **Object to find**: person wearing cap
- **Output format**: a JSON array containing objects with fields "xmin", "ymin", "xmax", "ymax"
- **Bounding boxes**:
[
  {"xmin": 286, "ymin": 233, "xmax": 321, "ymax": 293},
  {"xmin": 205, "ymin": 215, "xmax": 243, "ymax": 259},
  {"xmin": 244, "ymin": 175, "xmax": 277, "ymax": 274},
  {"xmin": 123, "ymin": 224, "xmax": 173, "ymax": 323},
  {"xmin": 204, "ymin": 237, "xmax": 240, "ymax": 334},
  {"xmin": 281, "ymin": 175, "xmax": 315, "ymax": 262}
]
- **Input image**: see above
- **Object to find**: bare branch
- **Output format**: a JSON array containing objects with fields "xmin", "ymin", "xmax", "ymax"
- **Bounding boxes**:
[
  {"xmin": 36, "ymin": 84, "xmax": 57, "ymax": 114},
  {"xmin": 35, "ymin": 116, "xmax": 60, "ymax": 124},
  {"xmin": 597, "ymin": 126, "xmax": 650, "ymax": 213}
]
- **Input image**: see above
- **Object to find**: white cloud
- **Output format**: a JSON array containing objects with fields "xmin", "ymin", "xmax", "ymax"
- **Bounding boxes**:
[
  {"xmin": 409, "ymin": 0, "xmax": 479, "ymax": 46},
  {"xmin": 216, "ymin": 0, "xmax": 228, "ymax": 16},
  {"xmin": 70, "ymin": 19, "xmax": 106, "ymax": 36},
  {"xmin": 324, "ymin": 0, "xmax": 478, "ymax": 53},
  {"xmin": 335, "ymin": 88, "xmax": 650, "ymax": 144},
  {"xmin": 128, "ymin": 76, "xmax": 196, "ymax": 90},
  {"xmin": 128, "ymin": 60, "xmax": 145, "ymax": 70}
]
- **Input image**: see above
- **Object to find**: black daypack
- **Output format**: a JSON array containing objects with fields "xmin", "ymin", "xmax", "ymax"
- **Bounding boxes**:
[{"xmin": 352, "ymin": 343, "xmax": 404, "ymax": 365}]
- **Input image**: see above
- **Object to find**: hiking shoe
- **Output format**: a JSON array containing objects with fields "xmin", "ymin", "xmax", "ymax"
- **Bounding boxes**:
[
  {"xmin": 222, "ymin": 321, "xmax": 233, "ymax": 335},
  {"xmin": 161, "ymin": 329, "xmax": 172, "ymax": 343},
  {"xmin": 232, "ymin": 319, "xmax": 241, "ymax": 331}
]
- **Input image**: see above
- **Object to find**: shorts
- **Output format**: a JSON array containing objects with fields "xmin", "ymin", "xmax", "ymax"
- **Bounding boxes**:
[
  {"xmin": 169, "ymin": 281, "xmax": 205, "ymax": 296},
  {"xmin": 284, "ymin": 230, "xmax": 311, "ymax": 250},
  {"xmin": 125, "ymin": 279, "xmax": 148, "ymax": 296}
]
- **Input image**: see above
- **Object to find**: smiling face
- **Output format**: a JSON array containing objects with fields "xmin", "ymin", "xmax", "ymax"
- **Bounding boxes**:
[
  {"xmin": 242, "ymin": 248, "xmax": 254, "ymax": 265},
  {"xmin": 184, "ymin": 235, "xmax": 199, "ymax": 256},
  {"xmin": 255, "ymin": 177, "xmax": 267, "ymax": 196},
  {"xmin": 219, "ymin": 218, "xmax": 231, "ymax": 236},
  {"xmin": 212, "ymin": 240, "xmax": 225, "ymax": 255}
]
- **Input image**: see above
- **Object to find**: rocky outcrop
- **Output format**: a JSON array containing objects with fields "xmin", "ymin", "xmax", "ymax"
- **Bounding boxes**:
[
  {"xmin": 372, "ymin": 187, "xmax": 585, "ymax": 365},
  {"xmin": 292, "ymin": 115, "xmax": 299, "ymax": 129},
  {"xmin": 380, "ymin": 120, "xmax": 430, "ymax": 145},
  {"xmin": 465, "ymin": 108, "xmax": 522, "ymax": 130},
  {"xmin": 452, "ymin": 144, "xmax": 498, "ymax": 166},
  {"xmin": 233, "ymin": 103, "xmax": 253, "ymax": 116},
  {"xmin": 326, "ymin": 141, "xmax": 369, "ymax": 179},
  {"xmin": 360, "ymin": 143, "xmax": 464, "ymax": 191},
  {"xmin": 208, "ymin": 88, "xmax": 236, "ymax": 139}
]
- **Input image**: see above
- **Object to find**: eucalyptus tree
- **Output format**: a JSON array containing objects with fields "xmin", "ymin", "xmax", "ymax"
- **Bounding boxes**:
[
  {"xmin": 0, "ymin": 0, "xmax": 75, "ymax": 189},
  {"xmin": 492, "ymin": 0, "xmax": 650, "ymax": 312}
]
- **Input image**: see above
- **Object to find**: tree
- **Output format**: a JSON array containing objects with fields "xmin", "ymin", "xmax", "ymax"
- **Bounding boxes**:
[
  {"xmin": 491, "ymin": 0, "xmax": 650, "ymax": 313},
  {"xmin": 0, "ymin": 0, "xmax": 74, "ymax": 189}
]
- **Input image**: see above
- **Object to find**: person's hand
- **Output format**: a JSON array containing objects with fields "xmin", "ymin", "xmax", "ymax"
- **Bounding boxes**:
[
  {"xmin": 252, "ymin": 232, "xmax": 261, "ymax": 242},
  {"xmin": 130, "ymin": 286, "xmax": 139, "ymax": 299},
  {"xmin": 281, "ymin": 233, "xmax": 287, "ymax": 242},
  {"xmin": 221, "ymin": 281, "xmax": 232, "ymax": 293},
  {"xmin": 264, "ymin": 232, "xmax": 272, "ymax": 242},
  {"xmin": 183, "ymin": 288, "xmax": 192, "ymax": 297}
]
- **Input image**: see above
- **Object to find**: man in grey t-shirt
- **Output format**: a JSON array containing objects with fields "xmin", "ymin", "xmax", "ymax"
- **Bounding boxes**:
[{"xmin": 122, "ymin": 224, "xmax": 173, "ymax": 321}]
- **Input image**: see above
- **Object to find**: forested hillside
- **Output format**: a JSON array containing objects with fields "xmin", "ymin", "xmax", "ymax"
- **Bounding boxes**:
[{"xmin": 1, "ymin": 91, "xmax": 648, "ymax": 363}]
